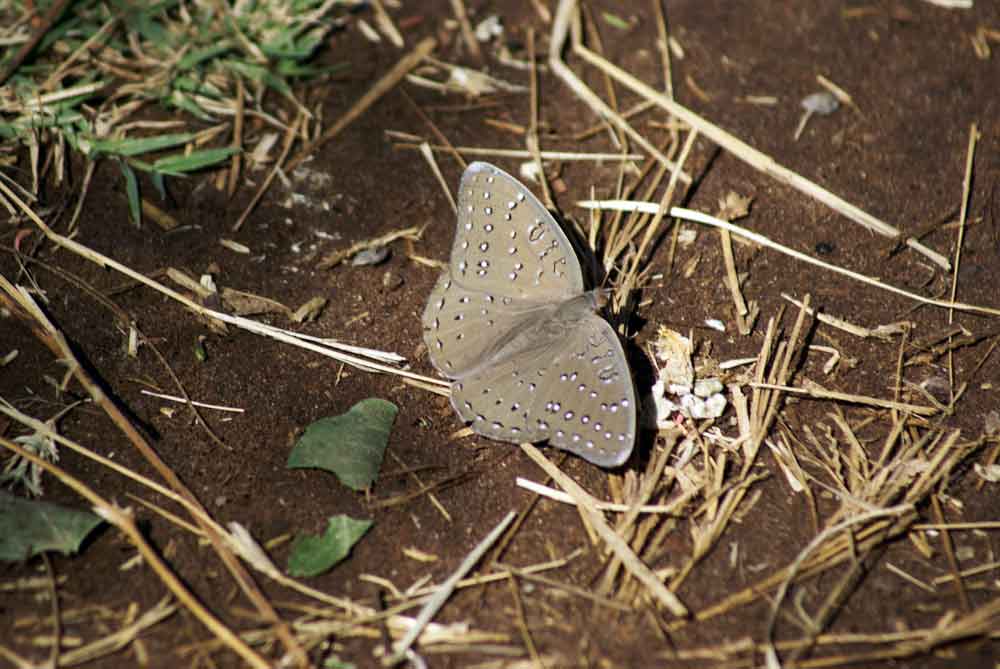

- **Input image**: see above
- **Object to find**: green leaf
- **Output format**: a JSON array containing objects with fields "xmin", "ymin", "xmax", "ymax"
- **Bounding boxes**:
[
  {"xmin": 89, "ymin": 132, "xmax": 196, "ymax": 158},
  {"xmin": 116, "ymin": 159, "xmax": 141, "ymax": 227},
  {"xmin": 287, "ymin": 399, "xmax": 397, "ymax": 491},
  {"xmin": 151, "ymin": 147, "xmax": 238, "ymax": 175},
  {"xmin": 151, "ymin": 171, "xmax": 167, "ymax": 201},
  {"xmin": 0, "ymin": 491, "xmax": 103, "ymax": 561},
  {"xmin": 287, "ymin": 515, "xmax": 371, "ymax": 577},
  {"xmin": 225, "ymin": 60, "xmax": 292, "ymax": 97},
  {"xmin": 167, "ymin": 91, "xmax": 216, "ymax": 122}
]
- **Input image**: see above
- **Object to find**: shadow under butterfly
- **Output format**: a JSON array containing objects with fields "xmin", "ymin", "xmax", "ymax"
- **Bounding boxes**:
[{"xmin": 422, "ymin": 162, "xmax": 636, "ymax": 467}]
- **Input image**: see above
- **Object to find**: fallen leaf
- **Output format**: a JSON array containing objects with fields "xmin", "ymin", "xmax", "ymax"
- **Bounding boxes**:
[
  {"xmin": 0, "ymin": 492, "xmax": 103, "ymax": 561},
  {"xmin": 287, "ymin": 515, "xmax": 372, "ymax": 577},
  {"xmin": 287, "ymin": 399, "xmax": 398, "ymax": 491}
]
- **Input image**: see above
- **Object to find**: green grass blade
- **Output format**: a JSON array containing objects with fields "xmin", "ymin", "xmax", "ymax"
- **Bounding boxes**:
[
  {"xmin": 116, "ymin": 158, "xmax": 142, "ymax": 227},
  {"xmin": 152, "ymin": 146, "xmax": 238, "ymax": 175},
  {"xmin": 88, "ymin": 132, "xmax": 196, "ymax": 158}
]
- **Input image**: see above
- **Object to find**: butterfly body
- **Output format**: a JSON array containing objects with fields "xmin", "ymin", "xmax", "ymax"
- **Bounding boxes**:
[{"xmin": 422, "ymin": 162, "xmax": 636, "ymax": 467}]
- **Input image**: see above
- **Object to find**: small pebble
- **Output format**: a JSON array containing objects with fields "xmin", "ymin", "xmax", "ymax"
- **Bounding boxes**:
[
  {"xmin": 351, "ymin": 246, "xmax": 390, "ymax": 266},
  {"xmin": 801, "ymin": 91, "xmax": 839, "ymax": 115}
]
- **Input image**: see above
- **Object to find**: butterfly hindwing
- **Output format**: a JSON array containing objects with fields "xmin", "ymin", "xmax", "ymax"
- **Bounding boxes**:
[{"xmin": 449, "ymin": 308, "xmax": 636, "ymax": 468}]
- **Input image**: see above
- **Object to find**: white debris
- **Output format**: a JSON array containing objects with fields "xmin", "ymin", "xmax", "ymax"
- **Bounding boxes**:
[
  {"xmin": 474, "ymin": 15, "xmax": 503, "ymax": 42},
  {"xmin": 694, "ymin": 377, "xmax": 723, "ymax": 398}
]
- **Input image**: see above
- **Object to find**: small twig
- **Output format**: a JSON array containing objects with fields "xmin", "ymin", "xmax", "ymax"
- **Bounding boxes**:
[
  {"xmin": 448, "ymin": 0, "xmax": 482, "ymax": 61},
  {"xmin": 0, "ymin": 0, "xmax": 73, "ymax": 87},
  {"xmin": 42, "ymin": 553, "xmax": 60, "ymax": 669},
  {"xmin": 400, "ymin": 89, "xmax": 467, "ymax": 170},
  {"xmin": 525, "ymin": 28, "xmax": 554, "ymax": 210},
  {"xmin": 389, "ymin": 511, "xmax": 516, "ymax": 663},
  {"xmin": 581, "ymin": 201, "xmax": 1000, "ymax": 318},
  {"xmin": 497, "ymin": 563, "xmax": 632, "ymax": 611},
  {"xmin": 317, "ymin": 225, "xmax": 424, "ymax": 270},
  {"xmin": 139, "ymin": 389, "xmax": 245, "ymax": 413},
  {"xmin": 781, "ymin": 293, "xmax": 903, "ymax": 340},
  {"xmin": 0, "ymin": 437, "xmax": 271, "ymax": 669},
  {"xmin": 946, "ymin": 124, "xmax": 979, "ymax": 401},
  {"xmin": 716, "ymin": 200, "xmax": 753, "ymax": 334},
  {"xmin": 226, "ymin": 75, "xmax": 245, "ymax": 199},
  {"xmin": 392, "ymin": 143, "xmax": 645, "ymax": 162},
  {"xmin": 652, "ymin": 0, "xmax": 674, "ymax": 98},
  {"xmin": 371, "ymin": 0, "xmax": 404, "ymax": 48},
  {"xmin": 520, "ymin": 443, "xmax": 689, "ymax": 617},
  {"xmin": 388, "ymin": 451, "xmax": 451, "ymax": 523},
  {"xmin": 515, "ymin": 476, "xmax": 689, "ymax": 514},
  {"xmin": 750, "ymin": 382, "xmax": 936, "ymax": 416},
  {"xmin": 931, "ymin": 493, "xmax": 972, "ymax": 612},
  {"xmin": 286, "ymin": 37, "xmax": 436, "ymax": 172},
  {"xmin": 506, "ymin": 575, "xmax": 543, "ymax": 668},
  {"xmin": 233, "ymin": 112, "xmax": 303, "ymax": 231},
  {"xmin": 418, "ymin": 143, "xmax": 456, "ymax": 214}
]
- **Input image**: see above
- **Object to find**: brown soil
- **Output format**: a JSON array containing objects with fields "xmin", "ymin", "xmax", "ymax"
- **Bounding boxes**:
[{"xmin": 2, "ymin": 1, "xmax": 999, "ymax": 668}]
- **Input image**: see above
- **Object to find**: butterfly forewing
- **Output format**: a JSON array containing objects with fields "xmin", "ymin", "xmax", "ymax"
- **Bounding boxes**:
[{"xmin": 451, "ymin": 162, "xmax": 585, "ymax": 300}]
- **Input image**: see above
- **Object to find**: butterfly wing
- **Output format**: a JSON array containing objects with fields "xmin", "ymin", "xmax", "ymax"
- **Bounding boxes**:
[
  {"xmin": 423, "ymin": 271, "xmax": 559, "ymax": 378},
  {"xmin": 423, "ymin": 162, "xmax": 586, "ymax": 378},
  {"xmin": 448, "ymin": 162, "xmax": 585, "ymax": 299},
  {"xmin": 450, "ymin": 312, "xmax": 636, "ymax": 467}
]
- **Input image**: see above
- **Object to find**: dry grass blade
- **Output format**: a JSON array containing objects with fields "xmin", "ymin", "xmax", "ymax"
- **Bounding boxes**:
[
  {"xmin": 392, "ymin": 143, "xmax": 647, "ymax": 162},
  {"xmin": 0, "ymin": 436, "xmax": 272, "ymax": 669},
  {"xmin": 420, "ymin": 142, "xmax": 457, "ymax": 213},
  {"xmin": 550, "ymin": 0, "xmax": 950, "ymax": 270},
  {"xmin": 520, "ymin": 443, "xmax": 688, "ymax": 617},
  {"xmin": 449, "ymin": 0, "xmax": 482, "ymax": 61},
  {"xmin": 389, "ymin": 511, "xmax": 517, "ymax": 663},
  {"xmin": 581, "ymin": 201, "xmax": 1000, "ymax": 318},
  {"xmin": 515, "ymin": 476, "xmax": 688, "ymax": 514},
  {"xmin": 0, "ymin": 178, "xmax": 443, "ymax": 387},
  {"xmin": 286, "ymin": 37, "xmax": 437, "ymax": 172},
  {"xmin": 0, "ymin": 276, "xmax": 309, "ymax": 666},
  {"xmin": 751, "ymin": 382, "xmax": 937, "ymax": 416},
  {"xmin": 945, "ymin": 124, "xmax": 979, "ymax": 402}
]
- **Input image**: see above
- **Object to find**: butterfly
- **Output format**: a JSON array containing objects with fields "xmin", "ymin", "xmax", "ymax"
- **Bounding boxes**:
[{"xmin": 422, "ymin": 162, "xmax": 636, "ymax": 467}]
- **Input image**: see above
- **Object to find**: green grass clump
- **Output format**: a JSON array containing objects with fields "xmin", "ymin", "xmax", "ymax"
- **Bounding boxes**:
[{"xmin": 1, "ymin": 0, "xmax": 352, "ymax": 220}]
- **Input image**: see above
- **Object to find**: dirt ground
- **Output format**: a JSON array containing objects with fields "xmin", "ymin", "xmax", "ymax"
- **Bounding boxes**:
[{"xmin": 2, "ymin": 1, "xmax": 999, "ymax": 667}]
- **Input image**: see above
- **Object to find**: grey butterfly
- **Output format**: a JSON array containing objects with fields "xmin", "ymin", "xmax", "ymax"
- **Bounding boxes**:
[{"xmin": 422, "ymin": 162, "xmax": 636, "ymax": 467}]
